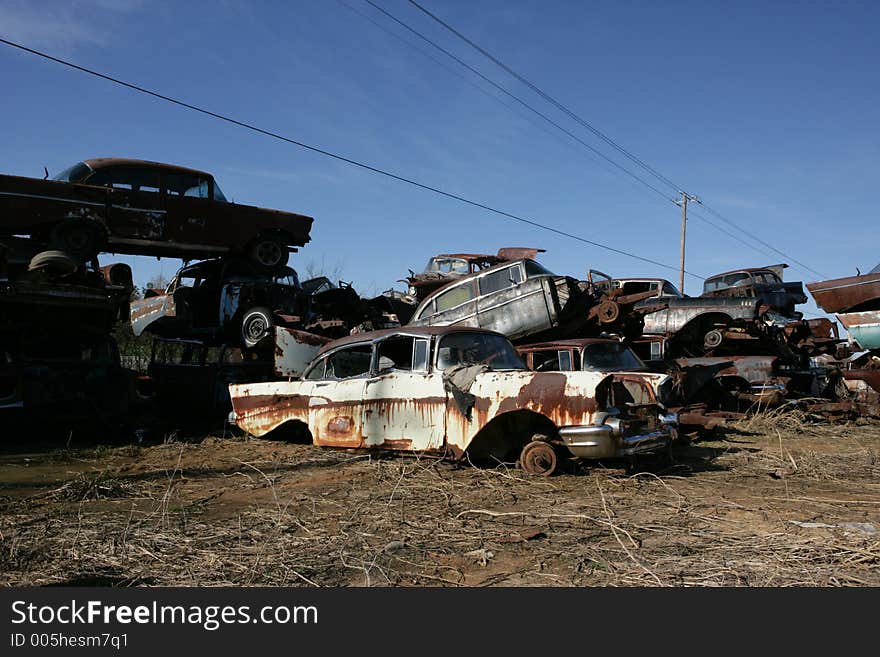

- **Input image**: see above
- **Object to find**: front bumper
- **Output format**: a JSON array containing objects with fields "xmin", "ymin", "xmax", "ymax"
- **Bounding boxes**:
[{"xmin": 558, "ymin": 412, "xmax": 678, "ymax": 459}]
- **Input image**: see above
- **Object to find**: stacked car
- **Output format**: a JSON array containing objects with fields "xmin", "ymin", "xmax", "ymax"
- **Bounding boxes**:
[{"xmin": 2, "ymin": 156, "xmax": 875, "ymax": 469}]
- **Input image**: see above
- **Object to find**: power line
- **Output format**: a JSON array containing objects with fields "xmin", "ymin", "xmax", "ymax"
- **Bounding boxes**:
[
  {"xmin": 699, "ymin": 203, "xmax": 826, "ymax": 278},
  {"xmin": 407, "ymin": 0, "xmax": 683, "ymax": 194},
  {"xmin": 359, "ymin": 0, "xmax": 676, "ymax": 204},
  {"xmin": 346, "ymin": 0, "xmax": 783, "ymax": 264},
  {"xmin": 404, "ymin": 0, "xmax": 826, "ymax": 279},
  {"xmin": 335, "ymin": 0, "xmax": 655, "ymax": 192},
  {"xmin": 0, "ymin": 35, "xmax": 703, "ymax": 279}
]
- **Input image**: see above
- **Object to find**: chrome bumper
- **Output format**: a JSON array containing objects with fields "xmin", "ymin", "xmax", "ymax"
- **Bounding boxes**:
[{"xmin": 558, "ymin": 412, "xmax": 678, "ymax": 459}]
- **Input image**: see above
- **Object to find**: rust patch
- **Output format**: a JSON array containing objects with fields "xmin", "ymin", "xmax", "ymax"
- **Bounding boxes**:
[{"xmin": 327, "ymin": 415, "xmax": 354, "ymax": 434}]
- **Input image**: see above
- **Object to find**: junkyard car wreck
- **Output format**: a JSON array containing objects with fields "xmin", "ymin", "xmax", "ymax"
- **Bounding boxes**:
[
  {"xmin": 228, "ymin": 326, "xmax": 678, "ymax": 475},
  {"xmin": 0, "ymin": 158, "xmax": 314, "ymax": 267}
]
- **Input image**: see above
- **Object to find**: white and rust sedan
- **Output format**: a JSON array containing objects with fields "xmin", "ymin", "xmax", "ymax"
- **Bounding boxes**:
[{"xmin": 228, "ymin": 327, "xmax": 677, "ymax": 475}]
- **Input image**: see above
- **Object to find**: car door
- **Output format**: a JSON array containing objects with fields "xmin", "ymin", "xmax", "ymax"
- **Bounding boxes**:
[
  {"xmin": 360, "ymin": 336, "xmax": 446, "ymax": 451},
  {"xmin": 425, "ymin": 279, "xmax": 479, "ymax": 327},
  {"xmin": 163, "ymin": 171, "xmax": 218, "ymax": 249},
  {"xmin": 305, "ymin": 343, "xmax": 372, "ymax": 447},
  {"xmin": 90, "ymin": 165, "xmax": 166, "ymax": 243},
  {"xmin": 476, "ymin": 264, "xmax": 553, "ymax": 340}
]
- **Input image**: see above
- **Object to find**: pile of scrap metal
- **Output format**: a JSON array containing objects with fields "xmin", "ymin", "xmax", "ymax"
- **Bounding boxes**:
[
  {"xmin": 807, "ymin": 265, "xmax": 880, "ymax": 418},
  {"xmin": 301, "ymin": 276, "xmax": 415, "ymax": 338},
  {"xmin": 0, "ymin": 157, "xmax": 322, "ymax": 432},
  {"xmin": 399, "ymin": 250, "xmax": 872, "ymax": 430},
  {"xmin": 222, "ymin": 248, "xmax": 878, "ymax": 472},
  {"xmin": 0, "ymin": 236, "xmax": 135, "ymax": 432}
]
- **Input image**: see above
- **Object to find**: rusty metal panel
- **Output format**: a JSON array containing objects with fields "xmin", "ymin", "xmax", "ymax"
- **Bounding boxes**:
[
  {"xmin": 807, "ymin": 272, "xmax": 880, "ymax": 314},
  {"xmin": 641, "ymin": 297, "xmax": 759, "ymax": 336},
  {"xmin": 676, "ymin": 355, "xmax": 777, "ymax": 384},
  {"xmin": 129, "ymin": 293, "xmax": 175, "ymax": 336},
  {"xmin": 837, "ymin": 310, "xmax": 880, "ymax": 350},
  {"xmin": 273, "ymin": 327, "xmax": 328, "ymax": 378}
]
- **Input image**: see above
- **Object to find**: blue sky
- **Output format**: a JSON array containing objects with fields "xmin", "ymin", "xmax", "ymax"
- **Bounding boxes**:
[{"xmin": 1, "ymin": 0, "xmax": 877, "ymax": 318}]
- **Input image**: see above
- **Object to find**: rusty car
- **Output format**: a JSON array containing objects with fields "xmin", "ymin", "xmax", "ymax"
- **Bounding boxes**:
[
  {"xmin": 228, "ymin": 326, "xmax": 678, "ymax": 475},
  {"xmin": 406, "ymin": 258, "xmax": 650, "ymax": 344},
  {"xmin": 807, "ymin": 264, "xmax": 880, "ymax": 315},
  {"xmin": 515, "ymin": 336, "xmax": 676, "ymax": 419},
  {"xmin": 807, "ymin": 265, "xmax": 880, "ymax": 352},
  {"xmin": 595, "ymin": 276, "xmax": 794, "ymax": 355},
  {"xmin": 702, "ymin": 264, "xmax": 807, "ymax": 318},
  {"xmin": 130, "ymin": 258, "xmax": 308, "ymax": 348},
  {"xmin": 0, "ymin": 158, "xmax": 313, "ymax": 266}
]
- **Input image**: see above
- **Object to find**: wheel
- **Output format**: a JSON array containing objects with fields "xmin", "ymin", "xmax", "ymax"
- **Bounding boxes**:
[
  {"xmin": 248, "ymin": 235, "xmax": 288, "ymax": 269},
  {"xmin": 241, "ymin": 306, "xmax": 274, "ymax": 348},
  {"xmin": 27, "ymin": 250, "xmax": 78, "ymax": 275},
  {"xmin": 49, "ymin": 219, "xmax": 106, "ymax": 261},
  {"xmin": 519, "ymin": 440, "xmax": 558, "ymax": 476},
  {"xmin": 596, "ymin": 299, "xmax": 620, "ymax": 324},
  {"xmin": 703, "ymin": 329, "xmax": 723, "ymax": 350}
]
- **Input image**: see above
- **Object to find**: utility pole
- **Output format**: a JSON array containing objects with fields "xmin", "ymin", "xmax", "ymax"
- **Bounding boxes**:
[{"xmin": 675, "ymin": 191, "xmax": 701, "ymax": 294}]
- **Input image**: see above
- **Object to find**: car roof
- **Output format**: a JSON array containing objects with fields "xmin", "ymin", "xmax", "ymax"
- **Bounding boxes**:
[
  {"xmin": 432, "ymin": 253, "xmax": 501, "ymax": 262},
  {"xmin": 517, "ymin": 338, "xmax": 620, "ymax": 351},
  {"xmin": 317, "ymin": 326, "xmax": 508, "ymax": 355},
  {"xmin": 83, "ymin": 158, "xmax": 215, "ymax": 179},
  {"xmin": 706, "ymin": 264, "xmax": 788, "ymax": 280}
]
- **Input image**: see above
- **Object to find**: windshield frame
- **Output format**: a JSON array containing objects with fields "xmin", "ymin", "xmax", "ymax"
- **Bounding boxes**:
[
  {"xmin": 580, "ymin": 342, "xmax": 646, "ymax": 373},
  {"xmin": 434, "ymin": 331, "xmax": 526, "ymax": 371},
  {"xmin": 52, "ymin": 161, "xmax": 93, "ymax": 183}
]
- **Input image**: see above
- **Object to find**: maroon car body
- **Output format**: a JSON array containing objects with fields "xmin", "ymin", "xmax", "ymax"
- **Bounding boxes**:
[{"xmin": 0, "ymin": 159, "xmax": 313, "ymax": 266}]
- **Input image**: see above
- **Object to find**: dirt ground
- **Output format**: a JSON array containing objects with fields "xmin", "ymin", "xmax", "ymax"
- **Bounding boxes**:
[{"xmin": 2, "ymin": 417, "xmax": 879, "ymax": 587}]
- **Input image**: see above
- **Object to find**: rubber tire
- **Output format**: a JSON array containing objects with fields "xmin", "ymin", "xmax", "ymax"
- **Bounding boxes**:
[
  {"xmin": 241, "ymin": 306, "xmax": 274, "ymax": 348},
  {"xmin": 248, "ymin": 235, "xmax": 289, "ymax": 270},
  {"xmin": 27, "ymin": 250, "xmax": 78, "ymax": 275},
  {"xmin": 49, "ymin": 219, "xmax": 106, "ymax": 261}
]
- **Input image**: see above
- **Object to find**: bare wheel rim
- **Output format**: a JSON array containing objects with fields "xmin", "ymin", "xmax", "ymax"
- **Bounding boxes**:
[
  {"xmin": 597, "ymin": 300, "xmax": 620, "ymax": 324},
  {"xmin": 704, "ymin": 329, "xmax": 723, "ymax": 349},
  {"xmin": 520, "ymin": 441, "xmax": 557, "ymax": 476},
  {"xmin": 244, "ymin": 315, "xmax": 268, "ymax": 341}
]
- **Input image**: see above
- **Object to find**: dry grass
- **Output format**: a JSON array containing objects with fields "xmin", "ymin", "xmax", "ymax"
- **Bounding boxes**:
[{"xmin": 1, "ymin": 422, "xmax": 879, "ymax": 587}]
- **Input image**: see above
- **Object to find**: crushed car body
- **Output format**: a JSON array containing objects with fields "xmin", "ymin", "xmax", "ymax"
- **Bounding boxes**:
[{"xmin": 228, "ymin": 326, "xmax": 678, "ymax": 474}]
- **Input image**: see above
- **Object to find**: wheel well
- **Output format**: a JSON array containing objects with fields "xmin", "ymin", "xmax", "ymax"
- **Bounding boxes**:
[
  {"xmin": 465, "ymin": 409, "xmax": 558, "ymax": 464},
  {"xmin": 715, "ymin": 375, "xmax": 750, "ymax": 392},
  {"xmin": 262, "ymin": 419, "xmax": 312, "ymax": 444},
  {"xmin": 681, "ymin": 312, "xmax": 733, "ymax": 335},
  {"xmin": 253, "ymin": 229, "xmax": 292, "ymax": 245}
]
